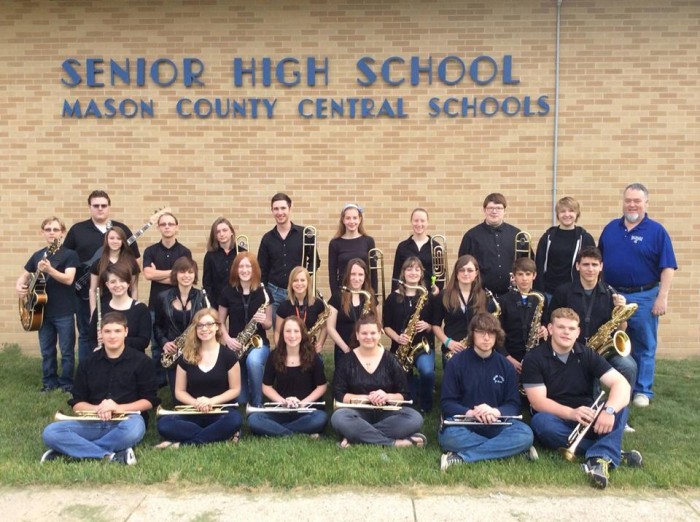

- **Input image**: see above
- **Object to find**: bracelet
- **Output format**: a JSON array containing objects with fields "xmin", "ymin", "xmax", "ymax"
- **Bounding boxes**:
[{"xmin": 443, "ymin": 337, "xmax": 452, "ymax": 348}]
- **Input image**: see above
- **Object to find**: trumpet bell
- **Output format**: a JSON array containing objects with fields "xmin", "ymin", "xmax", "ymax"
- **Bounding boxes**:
[{"xmin": 558, "ymin": 447, "xmax": 578, "ymax": 462}]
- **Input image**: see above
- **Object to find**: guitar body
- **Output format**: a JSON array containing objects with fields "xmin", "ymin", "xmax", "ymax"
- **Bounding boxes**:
[{"xmin": 19, "ymin": 277, "xmax": 48, "ymax": 331}]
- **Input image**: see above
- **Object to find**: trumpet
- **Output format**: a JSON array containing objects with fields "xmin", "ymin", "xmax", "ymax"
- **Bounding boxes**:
[
  {"xmin": 368, "ymin": 247, "xmax": 386, "ymax": 303},
  {"xmin": 246, "ymin": 402, "xmax": 325, "ymax": 415},
  {"xmin": 302, "ymin": 226, "xmax": 318, "ymax": 296},
  {"xmin": 440, "ymin": 414, "xmax": 522, "ymax": 430},
  {"xmin": 333, "ymin": 398, "xmax": 412, "ymax": 411},
  {"xmin": 156, "ymin": 403, "xmax": 238, "ymax": 417},
  {"xmin": 430, "ymin": 234, "xmax": 448, "ymax": 287},
  {"xmin": 236, "ymin": 234, "xmax": 249, "ymax": 254},
  {"xmin": 559, "ymin": 391, "xmax": 606, "ymax": 462},
  {"xmin": 54, "ymin": 410, "xmax": 139, "ymax": 422},
  {"xmin": 514, "ymin": 231, "xmax": 533, "ymax": 260}
]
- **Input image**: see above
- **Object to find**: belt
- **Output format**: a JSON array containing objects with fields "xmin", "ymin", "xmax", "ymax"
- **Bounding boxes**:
[{"xmin": 616, "ymin": 282, "xmax": 658, "ymax": 294}]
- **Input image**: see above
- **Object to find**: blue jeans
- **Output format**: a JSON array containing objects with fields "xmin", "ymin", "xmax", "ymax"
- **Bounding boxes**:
[
  {"xmin": 157, "ymin": 409, "xmax": 242, "ymax": 445},
  {"xmin": 409, "ymin": 351, "xmax": 436, "ymax": 412},
  {"xmin": 438, "ymin": 420, "xmax": 534, "ymax": 463},
  {"xmin": 266, "ymin": 283, "xmax": 288, "ymax": 332},
  {"xmin": 238, "ymin": 344, "xmax": 270, "ymax": 407},
  {"xmin": 621, "ymin": 287, "xmax": 659, "ymax": 398},
  {"xmin": 248, "ymin": 410, "xmax": 328, "ymax": 437},
  {"xmin": 530, "ymin": 407, "xmax": 629, "ymax": 467},
  {"xmin": 595, "ymin": 355, "xmax": 637, "ymax": 400},
  {"xmin": 330, "ymin": 407, "xmax": 424, "ymax": 446},
  {"xmin": 75, "ymin": 296, "xmax": 93, "ymax": 363},
  {"xmin": 38, "ymin": 314, "xmax": 76, "ymax": 388},
  {"xmin": 42, "ymin": 414, "xmax": 146, "ymax": 459}
]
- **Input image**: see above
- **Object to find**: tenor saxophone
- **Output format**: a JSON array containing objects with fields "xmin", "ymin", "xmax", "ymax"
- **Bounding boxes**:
[
  {"xmin": 161, "ymin": 289, "xmax": 210, "ymax": 369},
  {"xmin": 234, "ymin": 287, "xmax": 270, "ymax": 358},
  {"xmin": 395, "ymin": 282, "xmax": 430, "ymax": 372},
  {"xmin": 524, "ymin": 290, "xmax": 546, "ymax": 352}
]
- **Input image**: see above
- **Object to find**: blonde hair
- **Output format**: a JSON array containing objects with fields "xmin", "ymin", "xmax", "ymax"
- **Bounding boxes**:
[{"xmin": 182, "ymin": 308, "xmax": 222, "ymax": 365}]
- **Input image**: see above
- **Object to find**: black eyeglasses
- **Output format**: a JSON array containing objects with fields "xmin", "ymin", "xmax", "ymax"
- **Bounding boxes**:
[
  {"xmin": 91, "ymin": 204, "xmax": 109, "ymax": 209},
  {"xmin": 196, "ymin": 322, "xmax": 217, "ymax": 330}
]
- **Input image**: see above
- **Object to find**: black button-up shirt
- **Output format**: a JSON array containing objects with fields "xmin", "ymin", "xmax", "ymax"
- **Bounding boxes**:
[
  {"xmin": 258, "ymin": 223, "xmax": 320, "ymax": 288},
  {"xmin": 547, "ymin": 280, "xmax": 614, "ymax": 343},
  {"xmin": 458, "ymin": 221, "xmax": 521, "ymax": 296},
  {"xmin": 142, "ymin": 240, "xmax": 192, "ymax": 308}
]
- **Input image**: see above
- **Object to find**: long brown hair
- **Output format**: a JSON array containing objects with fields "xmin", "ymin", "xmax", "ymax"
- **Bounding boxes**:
[
  {"xmin": 340, "ymin": 258, "xmax": 377, "ymax": 316},
  {"xmin": 206, "ymin": 217, "xmax": 236, "ymax": 252},
  {"xmin": 272, "ymin": 316, "xmax": 315, "ymax": 373},
  {"xmin": 228, "ymin": 252, "xmax": 262, "ymax": 290},
  {"xmin": 96, "ymin": 226, "xmax": 139, "ymax": 277},
  {"xmin": 182, "ymin": 308, "xmax": 223, "ymax": 365},
  {"xmin": 396, "ymin": 256, "xmax": 426, "ymax": 303},
  {"xmin": 442, "ymin": 255, "xmax": 486, "ymax": 313}
]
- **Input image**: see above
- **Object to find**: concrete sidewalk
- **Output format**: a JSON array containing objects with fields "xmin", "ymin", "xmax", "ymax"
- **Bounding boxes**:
[{"xmin": 1, "ymin": 486, "xmax": 699, "ymax": 521}]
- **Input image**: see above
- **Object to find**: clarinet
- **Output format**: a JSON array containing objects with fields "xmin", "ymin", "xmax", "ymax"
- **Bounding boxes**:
[{"xmin": 95, "ymin": 287, "xmax": 103, "ymax": 351}]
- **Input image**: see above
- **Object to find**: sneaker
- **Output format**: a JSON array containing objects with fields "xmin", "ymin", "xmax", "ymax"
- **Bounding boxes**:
[
  {"xmin": 582, "ymin": 457, "xmax": 610, "ymax": 489},
  {"xmin": 524, "ymin": 445, "xmax": 539, "ymax": 461},
  {"xmin": 39, "ymin": 385, "xmax": 58, "ymax": 393},
  {"xmin": 440, "ymin": 451, "xmax": 464, "ymax": 472},
  {"xmin": 632, "ymin": 393, "xmax": 650, "ymax": 407},
  {"xmin": 40, "ymin": 449, "xmax": 60, "ymax": 464},
  {"xmin": 110, "ymin": 448, "xmax": 137, "ymax": 466},
  {"xmin": 624, "ymin": 423, "xmax": 636, "ymax": 433},
  {"xmin": 621, "ymin": 450, "xmax": 643, "ymax": 468}
]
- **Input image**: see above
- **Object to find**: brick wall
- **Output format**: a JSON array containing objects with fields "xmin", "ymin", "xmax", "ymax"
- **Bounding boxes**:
[{"xmin": 1, "ymin": 0, "xmax": 697, "ymax": 357}]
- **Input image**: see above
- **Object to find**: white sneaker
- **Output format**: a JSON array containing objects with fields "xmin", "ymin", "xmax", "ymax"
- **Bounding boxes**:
[
  {"xmin": 632, "ymin": 393, "xmax": 650, "ymax": 407},
  {"xmin": 624, "ymin": 423, "xmax": 636, "ymax": 433}
]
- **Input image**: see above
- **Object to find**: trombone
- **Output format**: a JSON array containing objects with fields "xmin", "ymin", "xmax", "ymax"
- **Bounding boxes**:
[
  {"xmin": 430, "ymin": 234, "xmax": 448, "ymax": 287},
  {"xmin": 246, "ymin": 401, "xmax": 325, "ymax": 415},
  {"xmin": 333, "ymin": 398, "xmax": 412, "ymax": 411},
  {"xmin": 368, "ymin": 247, "xmax": 386, "ymax": 303},
  {"xmin": 54, "ymin": 410, "xmax": 139, "ymax": 422},
  {"xmin": 559, "ymin": 391, "xmax": 606, "ymax": 462},
  {"xmin": 236, "ymin": 234, "xmax": 249, "ymax": 254},
  {"xmin": 302, "ymin": 226, "xmax": 318, "ymax": 296},
  {"xmin": 156, "ymin": 403, "xmax": 238, "ymax": 417},
  {"xmin": 514, "ymin": 231, "xmax": 533, "ymax": 260}
]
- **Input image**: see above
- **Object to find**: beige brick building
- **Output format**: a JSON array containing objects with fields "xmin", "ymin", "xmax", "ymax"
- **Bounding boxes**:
[{"xmin": 2, "ymin": 0, "xmax": 697, "ymax": 358}]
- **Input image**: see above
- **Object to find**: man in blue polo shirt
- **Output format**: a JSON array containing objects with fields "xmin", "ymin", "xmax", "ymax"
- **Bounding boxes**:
[{"xmin": 598, "ymin": 183, "xmax": 677, "ymax": 407}]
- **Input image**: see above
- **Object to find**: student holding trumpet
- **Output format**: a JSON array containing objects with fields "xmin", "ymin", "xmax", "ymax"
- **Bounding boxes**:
[
  {"xmin": 439, "ymin": 313, "xmax": 535, "ymax": 471},
  {"xmin": 156, "ymin": 308, "xmax": 242, "ymax": 448},
  {"xmin": 248, "ymin": 316, "xmax": 328, "ymax": 438},
  {"xmin": 41, "ymin": 312, "xmax": 158, "ymax": 465},
  {"xmin": 331, "ymin": 315, "xmax": 425, "ymax": 449}
]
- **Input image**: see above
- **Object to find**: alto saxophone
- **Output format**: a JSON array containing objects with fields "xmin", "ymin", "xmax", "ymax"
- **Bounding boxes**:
[
  {"xmin": 524, "ymin": 290, "xmax": 546, "ymax": 352},
  {"xmin": 446, "ymin": 288, "xmax": 501, "ymax": 361},
  {"xmin": 234, "ymin": 287, "xmax": 270, "ymax": 358},
  {"xmin": 307, "ymin": 293, "xmax": 331, "ymax": 345},
  {"xmin": 586, "ymin": 302, "xmax": 638, "ymax": 358},
  {"xmin": 395, "ymin": 282, "xmax": 430, "ymax": 372},
  {"xmin": 161, "ymin": 289, "xmax": 210, "ymax": 369},
  {"xmin": 340, "ymin": 286, "xmax": 373, "ymax": 317}
]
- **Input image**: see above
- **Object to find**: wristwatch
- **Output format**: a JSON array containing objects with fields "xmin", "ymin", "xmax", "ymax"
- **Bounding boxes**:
[{"xmin": 604, "ymin": 406, "xmax": 616, "ymax": 416}]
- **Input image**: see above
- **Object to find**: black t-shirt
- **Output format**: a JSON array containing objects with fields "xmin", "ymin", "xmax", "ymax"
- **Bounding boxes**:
[
  {"xmin": 177, "ymin": 345, "xmax": 239, "ymax": 399},
  {"xmin": 521, "ymin": 341, "xmax": 612, "ymax": 409},
  {"xmin": 24, "ymin": 246, "xmax": 79, "ymax": 318},
  {"xmin": 276, "ymin": 298, "xmax": 327, "ymax": 332},
  {"xmin": 262, "ymin": 354, "xmax": 326, "ymax": 405},
  {"xmin": 88, "ymin": 299, "xmax": 152, "ymax": 352}
]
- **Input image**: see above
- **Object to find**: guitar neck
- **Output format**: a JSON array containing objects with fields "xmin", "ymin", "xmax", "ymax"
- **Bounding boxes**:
[{"xmin": 127, "ymin": 222, "xmax": 154, "ymax": 246}]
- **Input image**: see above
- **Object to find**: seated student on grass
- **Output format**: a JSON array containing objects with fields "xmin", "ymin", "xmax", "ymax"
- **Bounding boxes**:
[
  {"xmin": 41, "ymin": 312, "xmax": 158, "ymax": 465},
  {"xmin": 156, "ymin": 308, "xmax": 242, "ymax": 448},
  {"xmin": 521, "ymin": 307, "xmax": 642, "ymax": 489},
  {"xmin": 248, "ymin": 316, "xmax": 328, "ymax": 438},
  {"xmin": 438, "ymin": 313, "xmax": 535, "ymax": 471},
  {"xmin": 331, "ymin": 314, "xmax": 425, "ymax": 449}
]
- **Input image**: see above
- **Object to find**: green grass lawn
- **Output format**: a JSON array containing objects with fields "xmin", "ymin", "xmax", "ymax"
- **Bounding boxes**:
[{"xmin": 1, "ymin": 344, "xmax": 698, "ymax": 490}]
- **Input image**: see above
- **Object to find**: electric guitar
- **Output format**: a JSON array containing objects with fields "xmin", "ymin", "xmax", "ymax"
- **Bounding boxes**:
[
  {"xmin": 73, "ymin": 207, "xmax": 170, "ymax": 299},
  {"xmin": 19, "ymin": 239, "xmax": 61, "ymax": 331}
]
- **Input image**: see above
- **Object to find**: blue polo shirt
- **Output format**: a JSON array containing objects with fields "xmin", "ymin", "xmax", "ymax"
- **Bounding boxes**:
[{"xmin": 598, "ymin": 214, "xmax": 677, "ymax": 288}]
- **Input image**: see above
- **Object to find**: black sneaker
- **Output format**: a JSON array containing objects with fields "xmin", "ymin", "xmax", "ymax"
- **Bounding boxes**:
[
  {"xmin": 582, "ymin": 457, "xmax": 610, "ymax": 489},
  {"xmin": 110, "ymin": 448, "xmax": 137, "ymax": 466},
  {"xmin": 621, "ymin": 450, "xmax": 643, "ymax": 468},
  {"xmin": 40, "ymin": 449, "xmax": 60, "ymax": 463},
  {"xmin": 440, "ymin": 451, "xmax": 464, "ymax": 472}
]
